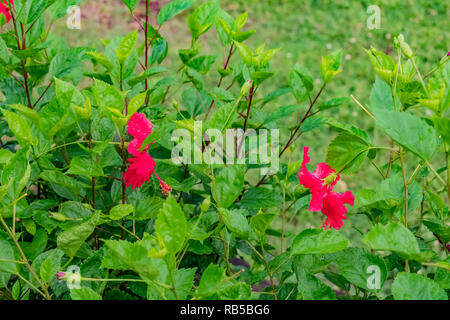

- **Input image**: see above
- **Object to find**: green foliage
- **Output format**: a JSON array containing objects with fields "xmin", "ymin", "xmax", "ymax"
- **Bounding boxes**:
[
  {"xmin": 392, "ymin": 272, "xmax": 447, "ymax": 300},
  {"xmin": 0, "ymin": 0, "xmax": 448, "ymax": 302},
  {"xmin": 291, "ymin": 229, "xmax": 349, "ymax": 255}
]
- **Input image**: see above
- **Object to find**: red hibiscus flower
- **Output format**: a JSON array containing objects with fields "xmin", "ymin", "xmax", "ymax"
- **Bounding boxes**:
[
  {"xmin": 0, "ymin": 0, "xmax": 13, "ymax": 24},
  {"xmin": 123, "ymin": 113, "xmax": 171, "ymax": 195},
  {"xmin": 297, "ymin": 146, "xmax": 354, "ymax": 230}
]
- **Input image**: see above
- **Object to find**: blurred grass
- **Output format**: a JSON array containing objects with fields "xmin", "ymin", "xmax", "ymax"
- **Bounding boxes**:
[{"xmin": 54, "ymin": 0, "xmax": 449, "ymax": 237}]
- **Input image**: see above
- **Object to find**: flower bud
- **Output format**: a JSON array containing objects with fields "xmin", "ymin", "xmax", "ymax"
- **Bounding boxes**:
[
  {"xmin": 200, "ymin": 196, "xmax": 211, "ymax": 212},
  {"xmin": 57, "ymin": 272, "xmax": 66, "ymax": 280},
  {"xmin": 240, "ymin": 80, "xmax": 253, "ymax": 97},
  {"xmin": 172, "ymin": 99, "xmax": 179, "ymax": 109},
  {"xmin": 49, "ymin": 212, "xmax": 68, "ymax": 222},
  {"xmin": 394, "ymin": 34, "xmax": 414, "ymax": 59}
]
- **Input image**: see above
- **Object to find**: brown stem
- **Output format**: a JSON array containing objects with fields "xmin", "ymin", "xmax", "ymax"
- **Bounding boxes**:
[
  {"xmin": 32, "ymin": 81, "xmax": 53, "ymax": 109},
  {"xmin": 144, "ymin": 0, "xmax": 149, "ymax": 93},
  {"xmin": 256, "ymin": 85, "xmax": 325, "ymax": 187},
  {"xmin": 19, "ymin": 23, "xmax": 32, "ymax": 109},
  {"xmin": 7, "ymin": 70, "xmax": 25, "ymax": 88},
  {"xmin": 0, "ymin": 216, "xmax": 51, "ymax": 300},
  {"xmin": 399, "ymin": 148, "xmax": 408, "ymax": 226},
  {"xmin": 446, "ymin": 144, "xmax": 450, "ymax": 202},
  {"xmin": 399, "ymin": 148, "xmax": 409, "ymax": 272},
  {"xmin": 385, "ymin": 139, "xmax": 395, "ymax": 178},
  {"xmin": 204, "ymin": 44, "xmax": 235, "ymax": 119}
]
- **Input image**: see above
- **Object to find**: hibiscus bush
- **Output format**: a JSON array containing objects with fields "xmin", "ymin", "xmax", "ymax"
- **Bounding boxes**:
[{"xmin": 0, "ymin": 0, "xmax": 449, "ymax": 301}]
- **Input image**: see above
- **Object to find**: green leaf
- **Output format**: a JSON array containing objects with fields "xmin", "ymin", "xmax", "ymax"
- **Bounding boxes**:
[
  {"xmin": 121, "ymin": 0, "xmax": 139, "ymax": 12},
  {"xmin": 321, "ymin": 49, "xmax": 342, "ymax": 83},
  {"xmin": 0, "ymin": 37, "xmax": 8, "ymax": 63},
  {"xmin": 39, "ymin": 98, "xmax": 74, "ymax": 138},
  {"xmin": 182, "ymin": 88, "xmax": 212, "ymax": 117},
  {"xmin": 187, "ymin": 0, "xmax": 220, "ymax": 39},
  {"xmin": 93, "ymin": 79, "xmax": 124, "ymax": 116},
  {"xmin": 127, "ymin": 67, "xmax": 167, "ymax": 87},
  {"xmin": 20, "ymin": 228, "xmax": 48, "ymax": 261},
  {"xmin": 365, "ymin": 47, "xmax": 395, "ymax": 84},
  {"xmin": 291, "ymin": 228, "xmax": 349, "ymax": 255},
  {"xmin": 197, "ymin": 264, "xmax": 226, "ymax": 297},
  {"xmin": 290, "ymin": 65, "xmax": 313, "ymax": 103},
  {"xmin": 423, "ymin": 219, "xmax": 450, "ymax": 244},
  {"xmin": 187, "ymin": 55, "xmax": 217, "ymax": 74},
  {"xmin": 219, "ymin": 208, "xmax": 250, "ymax": 240},
  {"xmin": 86, "ymin": 51, "xmax": 114, "ymax": 70},
  {"xmin": 116, "ymin": 30, "xmax": 138, "ymax": 65},
  {"xmin": 2, "ymin": 109, "xmax": 33, "ymax": 146},
  {"xmin": 40, "ymin": 170, "xmax": 87, "ymax": 197},
  {"xmin": 234, "ymin": 11, "xmax": 248, "ymax": 31},
  {"xmin": 213, "ymin": 165, "xmax": 245, "ymax": 209},
  {"xmin": 392, "ymin": 272, "xmax": 447, "ymax": 300},
  {"xmin": 262, "ymin": 105, "xmax": 302, "ymax": 125},
  {"xmin": 250, "ymin": 211, "xmax": 276, "ymax": 238},
  {"xmin": 0, "ymin": 240, "xmax": 17, "ymax": 274},
  {"xmin": 317, "ymin": 97, "xmax": 349, "ymax": 111},
  {"xmin": 432, "ymin": 116, "xmax": 450, "ymax": 144},
  {"xmin": 67, "ymin": 156, "xmax": 104, "ymax": 177},
  {"xmin": 7, "ymin": 104, "xmax": 40, "ymax": 126},
  {"xmin": 109, "ymin": 204, "xmax": 135, "ymax": 221},
  {"xmin": 1, "ymin": 147, "xmax": 31, "ymax": 200},
  {"xmin": 30, "ymin": 249, "xmax": 64, "ymax": 286},
  {"xmin": 250, "ymin": 71, "xmax": 274, "ymax": 86},
  {"xmin": 294, "ymin": 263, "xmax": 336, "ymax": 300},
  {"xmin": 39, "ymin": 257, "xmax": 54, "ymax": 283},
  {"xmin": 240, "ymin": 187, "xmax": 283, "ymax": 209},
  {"xmin": 330, "ymin": 247, "xmax": 387, "ymax": 291},
  {"xmin": 434, "ymin": 257, "xmax": 450, "ymax": 289},
  {"xmin": 374, "ymin": 110, "xmax": 438, "ymax": 161},
  {"xmin": 102, "ymin": 238, "xmax": 158, "ymax": 281},
  {"xmin": 158, "ymin": 0, "xmax": 194, "ymax": 26},
  {"xmin": 232, "ymin": 30, "xmax": 256, "ymax": 42},
  {"xmin": 212, "ymin": 87, "xmax": 236, "ymax": 102},
  {"xmin": 369, "ymin": 77, "xmax": 395, "ymax": 111},
  {"xmin": 260, "ymin": 48, "xmax": 280, "ymax": 66},
  {"xmin": 326, "ymin": 132, "xmax": 371, "ymax": 173},
  {"xmin": 155, "ymin": 196, "xmax": 188, "ymax": 253},
  {"xmin": 127, "ymin": 91, "xmax": 147, "ymax": 116},
  {"xmin": 234, "ymin": 41, "xmax": 253, "ymax": 67},
  {"xmin": 206, "ymin": 101, "xmax": 238, "ymax": 132},
  {"xmin": 70, "ymin": 287, "xmax": 102, "ymax": 300},
  {"xmin": 363, "ymin": 222, "xmax": 432, "ymax": 262},
  {"xmin": 57, "ymin": 211, "xmax": 100, "ymax": 257},
  {"xmin": 170, "ymin": 268, "xmax": 196, "ymax": 300}
]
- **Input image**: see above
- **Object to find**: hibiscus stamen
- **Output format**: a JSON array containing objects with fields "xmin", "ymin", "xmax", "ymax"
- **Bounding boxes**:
[
  {"xmin": 154, "ymin": 172, "xmax": 172, "ymax": 196},
  {"xmin": 323, "ymin": 172, "xmax": 338, "ymax": 186}
]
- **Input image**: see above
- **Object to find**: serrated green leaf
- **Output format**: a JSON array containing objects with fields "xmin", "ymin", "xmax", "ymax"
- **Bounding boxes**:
[
  {"xmin": 158, "ymin": 0, "xmax": 194, "ymax": 25},
  {"xmin": 291, "ymin": 228, "xmax": 349, "ymax": 255},
  {"xmin": 363, "ymin": 222, "xmax": 432, "ymax": 262},
  {"xmin": 392, "ymin": 272, "xmax": 447, "ymax": 300},
  {"xmin": 155, "ymin": 196, "xmax": 188, "ymax": 253},
  {"xmin": 213, "ymin": 165, "xmax": 245, "ymax": 209},
  {"xmin": 109, "ymin": 204, "xmax": 134, "ymax": 221}
]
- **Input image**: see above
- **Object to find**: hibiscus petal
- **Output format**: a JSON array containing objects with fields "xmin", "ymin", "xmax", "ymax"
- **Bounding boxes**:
[
  {"xmin": 297, "ymin": 146, "xmax": 328, "ymax": 211},
  {"xmin": 321, "ymin": 191, "xmax": 354, "ymax": 230},
  {"xmin": 127, "ymin": 112, "xmax": 153, "ymax": 141}
]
